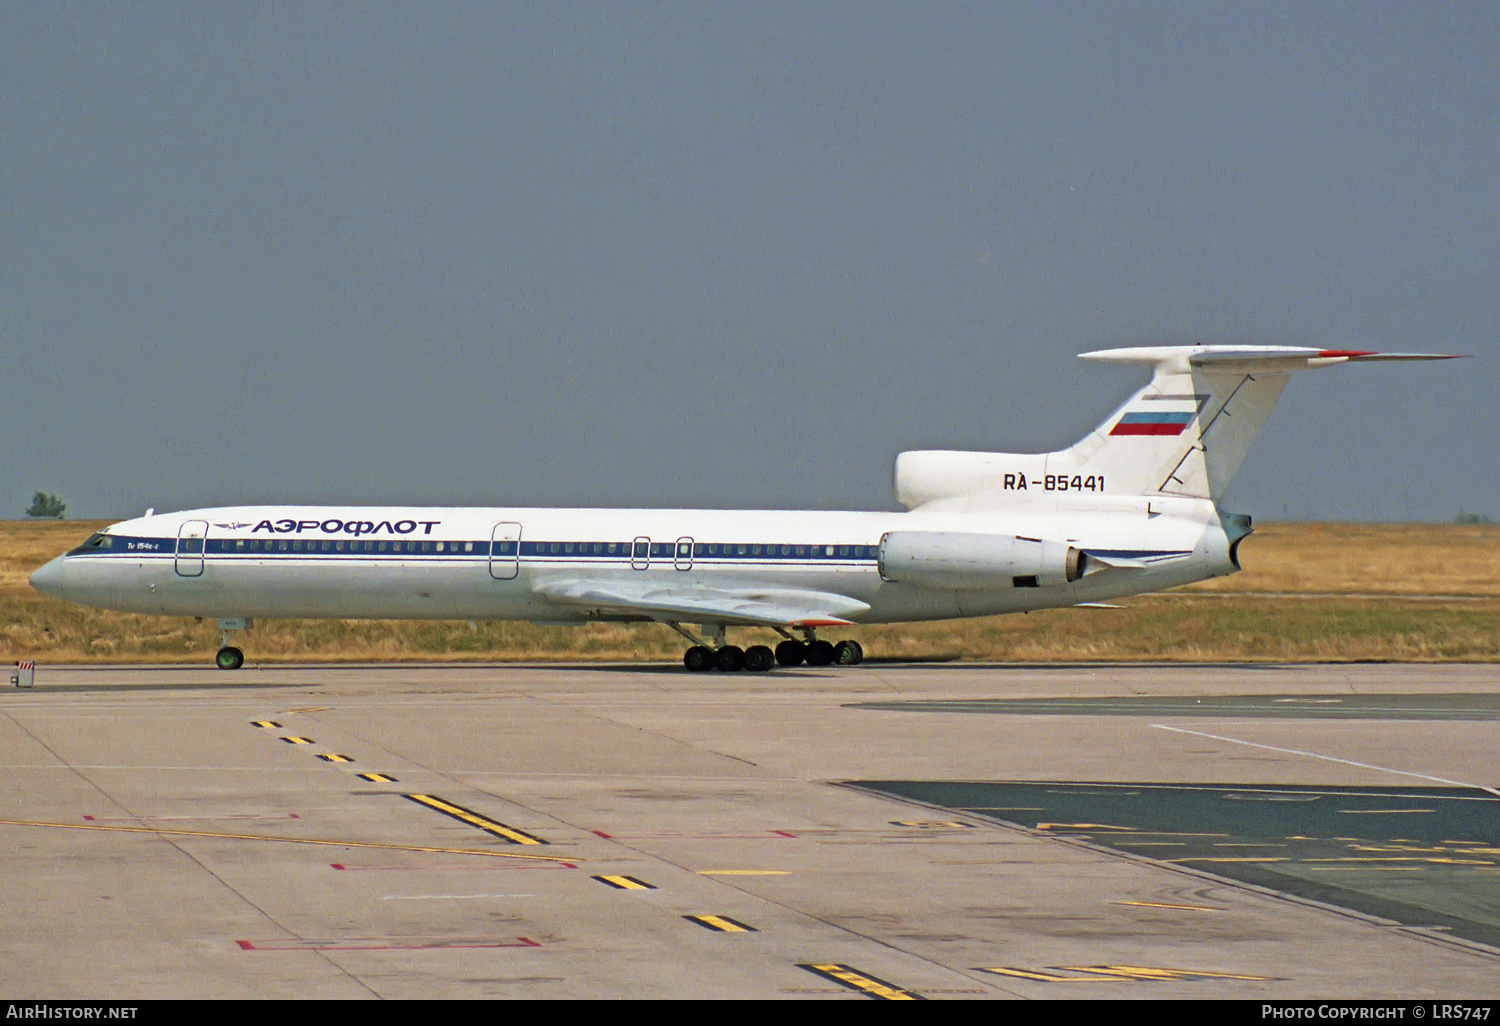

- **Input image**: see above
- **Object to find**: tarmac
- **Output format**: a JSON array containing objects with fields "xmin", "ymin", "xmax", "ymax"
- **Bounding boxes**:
[{"xmin": 1, "ymin": 659, "xmax": 1497, "ymax": 999}]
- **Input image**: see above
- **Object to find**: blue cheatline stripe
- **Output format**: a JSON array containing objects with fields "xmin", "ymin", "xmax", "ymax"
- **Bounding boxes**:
[
  {"xmin": 1116, "ymin": 411, "xmax": 1194, "ymax": 425},
  {"xmin": 67, "ymin": 537, "xmax": 1191, "ymax": 565},
  {"xmin": 67, "ymin": 536, "xmax": 884, "ymax": 563}
]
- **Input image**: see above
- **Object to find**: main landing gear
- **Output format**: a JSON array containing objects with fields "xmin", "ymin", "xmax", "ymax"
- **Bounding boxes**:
[
  {"xmin": 213, "ymin": 617, "xmax": 251, "ymax": 670},
  {"xmin": 670, "ymin": 623, "xmax": 864, "ymax": 673}
]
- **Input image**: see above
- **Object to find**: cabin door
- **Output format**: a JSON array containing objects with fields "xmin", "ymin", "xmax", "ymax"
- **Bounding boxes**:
[
  {"xmin": 175, "ymin": 520, "xmax": 208, "ymax": 577},
  {"xmin": 489, "ymin": 522, "xmax": 522, "ymax": 580}
]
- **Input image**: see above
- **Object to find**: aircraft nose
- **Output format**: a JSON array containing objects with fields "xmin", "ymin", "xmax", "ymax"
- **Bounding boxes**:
[{"xmin": 29, "ymin": 557, "xmax": 69, "ymax": 598}]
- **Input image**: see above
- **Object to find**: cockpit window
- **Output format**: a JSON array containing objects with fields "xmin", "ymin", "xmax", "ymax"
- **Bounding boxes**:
[{"xmin": 68, "ymin": 533, "xmax": 114, "ymax": 556}]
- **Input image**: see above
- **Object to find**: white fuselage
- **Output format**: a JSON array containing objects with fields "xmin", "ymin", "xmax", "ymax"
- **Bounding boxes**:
[
  {"xmin": 29, "ymin": 344, "xmax": 1449, "ymax": 663},
  {"xmin": 30, "ymin": 495, "xmax": 1238, "ymax": 626}
]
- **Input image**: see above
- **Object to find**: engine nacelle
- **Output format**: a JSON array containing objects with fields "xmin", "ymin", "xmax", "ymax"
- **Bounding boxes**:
[{"xmin": 878, "ymin": 531, "xmax": 1086, "ymax": 590}]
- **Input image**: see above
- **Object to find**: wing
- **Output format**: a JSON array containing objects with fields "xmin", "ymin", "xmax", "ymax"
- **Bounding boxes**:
[{"xmin": 532, "ymin": 578, "xmax": 869, "ymax": 628}]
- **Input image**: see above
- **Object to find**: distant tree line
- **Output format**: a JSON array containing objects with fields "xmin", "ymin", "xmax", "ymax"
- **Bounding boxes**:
[{"xmin": 26, "ymin": 492, "xmax": 66, "ymax": 518}]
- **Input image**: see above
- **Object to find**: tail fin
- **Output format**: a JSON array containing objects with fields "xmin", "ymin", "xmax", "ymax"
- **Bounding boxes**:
[{"xmin": 894, "ymin": 345, "xmax": 1457, "ymax": 509}]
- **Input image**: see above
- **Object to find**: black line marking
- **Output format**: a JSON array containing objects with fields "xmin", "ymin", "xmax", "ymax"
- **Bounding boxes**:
[
  {"xmin": 798, "ymin": 963, "xmax": 923, "ymax": 1000},
  {"xmin": 685, "ymin": 914, "xmax": 756, "ymax": 933},
  {"xmin": 403, "ymin": 794, "xmax": 547, "ymax": 845}
]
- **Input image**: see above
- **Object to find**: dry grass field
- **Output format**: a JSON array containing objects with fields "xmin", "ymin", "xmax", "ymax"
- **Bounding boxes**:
[{"xmin": 2, "ymin": 519, "xmax": 1496, "ymax": 665}]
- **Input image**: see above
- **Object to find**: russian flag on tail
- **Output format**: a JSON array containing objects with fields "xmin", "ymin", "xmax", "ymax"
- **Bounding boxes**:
[{"xmin": 1109, "ymin": 411, "xmax": 1195, "ymax": 436}]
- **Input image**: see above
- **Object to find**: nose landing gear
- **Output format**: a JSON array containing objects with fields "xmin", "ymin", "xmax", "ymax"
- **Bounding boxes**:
[{"xmin": 214, "ymin": 617, "xmax": 251, "ymax": 670}]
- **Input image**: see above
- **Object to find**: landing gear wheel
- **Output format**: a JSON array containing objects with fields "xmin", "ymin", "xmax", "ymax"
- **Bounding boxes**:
[
  {"xmin": 684, "ymin": 646, "xmax": 715, "ymax": 672},
  {"xmin": 743, "ymin": 645, "xmax": 775, "ymax": 672},
  {"xmin": 804, "ymin": 640, "xmax": 835, "ymax": 666},
  {"xmin": 715, "ymin": 645, "xmax": 746, "ymax": 672},
  {"xmin": 775, "ymin": 640, "xmax": 806, "ymax": 666},
  {"xmin": 215, "ymin": 646, "xmax": 244, "ymax": 671},
  {"xmin": 833, "ymin": 640, "xmax": 864, "ymax": 666}
]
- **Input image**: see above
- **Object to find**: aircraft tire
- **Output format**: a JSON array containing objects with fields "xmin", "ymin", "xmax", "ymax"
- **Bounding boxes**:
[
  {"xmin": 744, "ymin": 645, "xmax": 774, "ymax": 672},
  {"xmin": 216, "ymin": 646, "xmax": 244, "ymax": 671},
  {"xmin": 715, "ymin": 645, "xmax": 746, "ymax": 672},
  {"xmin": 833, "ymin": 640, "xmax": 863, "ymax": 666},
  {"xmin": 805, "ymin": 640, "xmax": 835, "ymax": 666},
  {"xmin": 775, "ymin": 640, "xmax": 805, "ymax": 667},
  {"xmin": 684, "ymin": 646, "xmax": 715, "ymax": 672}
]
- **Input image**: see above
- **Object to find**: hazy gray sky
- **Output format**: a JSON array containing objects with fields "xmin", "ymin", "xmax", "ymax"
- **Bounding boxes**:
[{"xmin": 3, "ymin": 2, "xmax": 1495, "ymax": 522}]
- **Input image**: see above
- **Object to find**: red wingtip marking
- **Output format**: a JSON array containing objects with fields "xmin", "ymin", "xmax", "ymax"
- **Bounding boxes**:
[{"xmin": 1316, "ymin": 349, "xmax": 1377, "ymax": 358}]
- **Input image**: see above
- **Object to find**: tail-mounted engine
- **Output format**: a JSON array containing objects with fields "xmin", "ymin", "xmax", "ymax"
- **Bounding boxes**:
[{"xmin": 878, "ymin": 531, "xmax": 1087, "ymax": 590}]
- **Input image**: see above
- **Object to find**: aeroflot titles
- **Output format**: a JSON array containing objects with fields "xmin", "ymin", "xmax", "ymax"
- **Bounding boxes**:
[{"xmin": 249, "ymin": 519, "xmax": 443, "ymax": 536}]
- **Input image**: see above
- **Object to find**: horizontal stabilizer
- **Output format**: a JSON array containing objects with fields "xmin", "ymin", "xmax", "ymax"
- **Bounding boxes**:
[{"xmin": 1079, "ymin": 345, "xmax": 1462, "ymax": 371}]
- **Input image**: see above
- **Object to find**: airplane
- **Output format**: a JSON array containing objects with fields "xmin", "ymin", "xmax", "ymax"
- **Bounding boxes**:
[{"xmin": 30, "ymin": 345, "xmax": 1455, "ymax": 672}]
